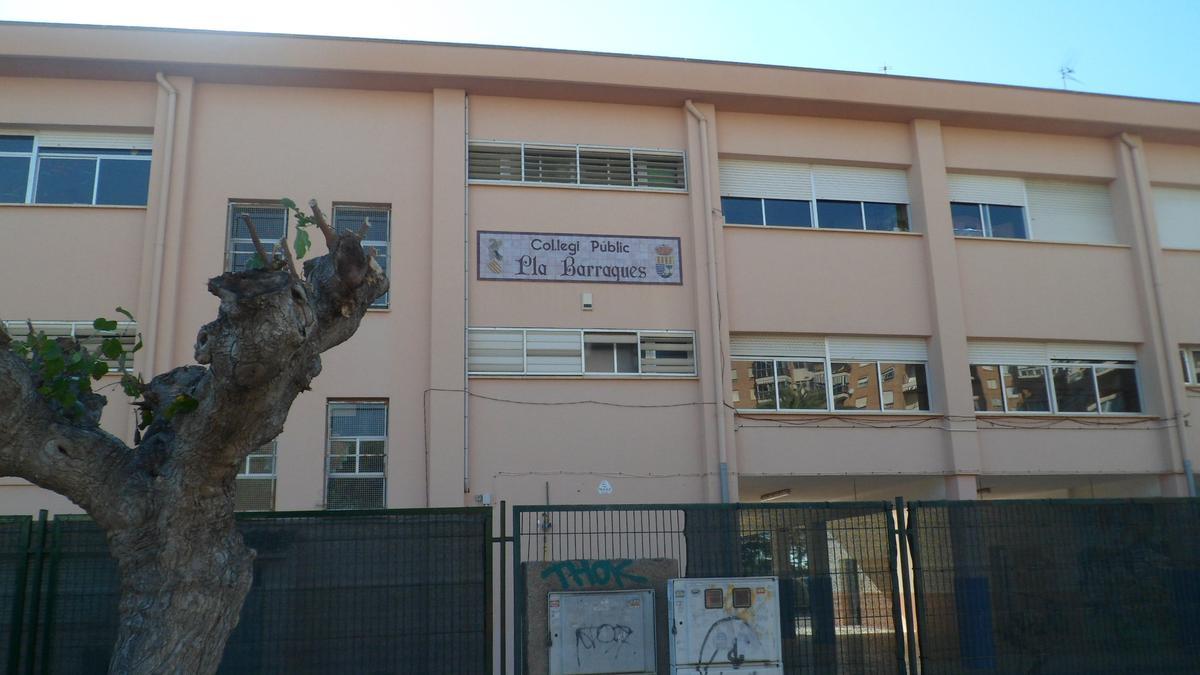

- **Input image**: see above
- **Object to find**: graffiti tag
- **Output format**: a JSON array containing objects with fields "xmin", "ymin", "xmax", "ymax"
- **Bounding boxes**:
[
  {"xmin": 540, "ymin": 559, "xmax": 648, "ymax": 589},
  {"xmin": 575, "ymin": 623, "xmax": 634, "ymax": 666}
]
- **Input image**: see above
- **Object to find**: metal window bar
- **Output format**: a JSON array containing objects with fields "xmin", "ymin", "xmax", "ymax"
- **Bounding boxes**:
[
  {"xmin": 225, "ymin": 203, "xmax": 288, "ymax": 273},
  {"xmin": 325, "ymin": 402, "xmax": 387, "ymax": 510},
  {"xmin": 331, "ymin": 205, "xmax": 391, "ymax": 308}
]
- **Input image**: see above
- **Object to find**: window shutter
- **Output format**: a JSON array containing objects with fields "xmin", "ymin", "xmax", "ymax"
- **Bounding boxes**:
[
  {"xmin": 827, "ymin": 336, "xmax": 927, "ymax": 361},
  {"xmin": 523, "ymin": 145, "xmax": 577, "ymax": 184},
  {"xmin": 1153, "ymin": 186, "xmax": 1200, "ymax": 249},
  {"xmin": 812, "ymin": 165, "xmax": 909, "ymax": 203},
  {"xmin": 967, "ymin": 341, "xmax": 1050, "ymax": 364},
  {"xmin": 718, "ymin": 160, "xmax": 813, "ymax": 200},
  {"xmin": 1026, "ymin": 179, "xmax": 1117, "ymax": 244},
  {"xmin": 580, "ymin": 148, "xmax": 633, "ymax": 187},
  {"xmin": 36, "ymin": 131, "xmax": 153, "ymax": 150},
  {"xmin": 730, "ymin": 334, "xmax": 825, "ymax": 358},
  {"xmin": 467, "ymin": 329, "xmax": 524, "ymax": 373},
  {"xmin": 525, "ymin": 330, "xmax": 582, "ymax": 373},
  {"xmin": 633, "ymin": 151, "xmax": 686, "ymax": 190},
  {"xmin": 468, "ymin": 142, "xmax": 522, "ymax": 181},
  {"xmin": 947, "ymin": 174, "xmax": 1026, "ymax": 206},
  {"xmin": 639, "ymin": 333, "xmax": 696, "ymax": 374},
  {"xmin": 1047, "ymin": 342, "xmax": 1138, "ymax": 362}
]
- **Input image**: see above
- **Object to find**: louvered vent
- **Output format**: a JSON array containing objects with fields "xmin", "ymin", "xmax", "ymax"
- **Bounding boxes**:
[
  {"xmin": 633, "ymin": 151, "xmax": 686, "ymax": 190},
  {"xmin": 523, "ymin": 146, "xmax": 577, "ymax": 184},
  {"xmin": 468, "ymin": 142, "xmax": 522, "ymax": 181},
  {"xmin": 580, "ymin": 148, "xmax": 633, "ymax": 186}
]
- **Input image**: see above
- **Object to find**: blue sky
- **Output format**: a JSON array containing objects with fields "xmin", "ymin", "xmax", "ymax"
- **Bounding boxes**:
[{"xmin": 2, "ymin": 0, "xmax": 1198, "ymax": 102}]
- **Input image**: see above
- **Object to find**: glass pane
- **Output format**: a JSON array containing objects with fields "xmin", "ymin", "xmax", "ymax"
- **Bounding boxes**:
[
  {"xmin": 721, "ymin": 197, "xmax": 762, "ymax": 225},
  {"xmin": 951, "ymin": 202, "xmax": 985, "ymax": 237},
  {"xmin": 329, "ymin": 439, "xmax": 355, "ymax": 455},
  {"xmin": 0, "ymin": 156, "xmax": 30, "ymax": 203},
  {"xmin": 1096, "ymin": 367, "xmax": 1141, "ymax": 413},
  {"xmin": 816, "ymin": 200, "xmax": 863, "ymax": 230},
  {"xmin": 776, "ymin": 360, "xmax": 827, "ymax": 410},
  {"xmin": 1003, "ymin": 365, "xmax": 1051, "ymax": 412},
  {"xmin": 1053, "ymin": 366, "xmax": 1097, "ymax": 413},
  {"xmin": 329, "ymin": 404, "xmax": 386, "ymax": 436},
  {"xmin": 881, "ymin": 363, "xmax": 929, "ymax": 410},
  {"xmin": 987, "ymin": 205, "xmax": 1027, "ymax": 239},
  {"xmin": 731, "ymin": 360, "xmax": 776, "ymax": 409},
  {"xmin": 359, "ymin": 440, "xmax": 386, "ymax": 456},
  {"xmin": 328, "ymin": 455, "xmax": 357, "ymax": 473},
  {"xmin": 247, "ymin": 456, "xmax": 275, "ymax": 475},
  {"xmin": 970, "ymin": 365, "xmax": 1003, "ymax": 412},
  {"xmin": 763, "ymin": 199, "xmax": 812, "ymax": 227},
  {"xmin": 0, "ymin": 135, "xmax": 34, "ymax": 152},
  {"xmin": 230, "ymin": 205, "xmax": 288, "ymax": 241},
  {"xmin": 584, "ymin": 342, "xmax": 615, "ymax": 373},
  {"xmin": 1193, "ymin": 351, "xmax": 1200, "ymax": 384},
  {"xmin": 832, "ymin": 362, "xmax": 879, "ymax": 411},
  {"xmin": 333, "ymin": 206, "xmax": 390, "ymax": 242},
  {"xmin": 358, "ymin": 455, "xmax": 386, "ymax": 473},
  {"xmin": 35, "ymin": 157, "xmax": 96, "ymax": 204},
  {"xmin": 615, "ymin": 343, "xmax": 638, "ymax": 373},
  {"xmin": 864, "ymin": 203, "xmax": 909, "ymax": 232},
  {"xmin": 96, "ymin": 159, "xmax": 151, "ymax": 205}
]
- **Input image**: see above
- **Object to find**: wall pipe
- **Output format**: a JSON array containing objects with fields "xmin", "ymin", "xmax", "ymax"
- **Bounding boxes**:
[
  {"xmin": 146, "ymin": 72, "xmax": 177, "ymax": 377},
  {"xmin": 684, "ymin": 100, "xmax": 730, "ymax": 503},
  {"xmin": 463, "ymin": 93, "xmax": 471, "ymax": 496},
  {"xmin": 1119, "ymin": 132, "xmax": 1195, "ymax": 496}
]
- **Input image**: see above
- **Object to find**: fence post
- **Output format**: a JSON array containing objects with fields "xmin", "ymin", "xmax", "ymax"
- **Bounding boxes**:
[
  {"xmin": 886, "ymin": 499, "xmax": 908, "ymax": 675},
  {"xmin": 5, "ymin": 517, "xmax": 32, "ymax": 675},
  {"xmin": 897, "ymin": 498, "xmax": 919, "ymax": 675},
  {"xmin": 20, "ymin": 511, "xmax": 47, "ymax": 675},
  {"xmin": 498, "ymin": 500, "xmax": 507, "ymax": 675},
  {"xmin": 512, "ymin": 508, "xmax": 523, "ymax": 675}
]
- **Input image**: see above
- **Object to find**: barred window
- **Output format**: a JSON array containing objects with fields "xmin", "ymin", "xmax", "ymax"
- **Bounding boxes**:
[
  {"xmin": 235, "ymin": 441, "xmax": 277, "ymax": 512},
  {"xmin": 333, "ymin": 204, "xmax": 390, "ymax": 308},
  {"xmin": 326, "ymin": 401, "xmax": 387, "ymax": 510},
  {"xmin": 2, "ymin": 320, "xmax": 137, "ymax": 372},
  {"xmin": 469, "ymin": 141, "xmax": 686, "ymax": 192},
  {"xmin": 226, "ymin": 203, "xmax": 288, "ymax": 272}
]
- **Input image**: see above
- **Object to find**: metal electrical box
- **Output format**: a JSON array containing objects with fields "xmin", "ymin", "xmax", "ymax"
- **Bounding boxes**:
[
  {"xmin": 548, "ymin": 589, "xmax": 657, "ymax": 675},
  {"xmin": 668, "ymin": 577, "xmax": 783, "ymax": 675}
]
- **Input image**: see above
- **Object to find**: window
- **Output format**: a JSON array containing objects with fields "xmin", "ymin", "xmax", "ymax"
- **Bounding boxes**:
[
  {"xmin": 226, "ymin": 203, "xmax": 288, "ymax": 272},
  {"xmin": 968, "ymin": 342, "xmax": 1141, "ymax": 415},
  {"xmin": 2, "ymin": 320, "xmax": 137, "ymax": 372},
  {"xmin": 729, "ymin": 335, "xmax": 930, "ymax": 413},
  {"xmin": 467, "ymin": 328, "xmax": 696, "ymax": 376},
  {"xmin": 1182, "ymin": 348, "xmax": 1200, "ymax": 385},
  {"xmin": 948, "ymin": 173, "xmax": 1116, "ymax": 244},
  {"xmin": 468, "ymin": 141, "xmax": 686, "ymax": 191},
  {"xmin": 719, "ymin": 160, "xmax": 910, "ymax": 232},
  {"xmin": 235, "ymin": 441, "xmax": 277, "ymax": 511},
  {"xmin": 326, "ymin": 402, "xmax": 387, "ymax": 510},
  {"xmin": 0, "ymin": 133, "xmax": 152, "ymax": 206},
  {"xmin": 333, "ymin": 204, "xmax": 391, "ymax": 308},
  {"xmin": 951, "ymin": 203, "xmax": 1028, "ymax": 239},
  {"xmin": 1155, "ymin": 187, "xmax": 1200, "ymax": 249}
]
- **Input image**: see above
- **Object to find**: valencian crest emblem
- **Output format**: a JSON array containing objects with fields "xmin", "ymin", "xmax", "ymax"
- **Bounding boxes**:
[
  {"xmin": 487, "ymin": 238, "xmax": 504, "ymax": 274},
  {"xmin": 655, "ymin": 244, "xmax": 675, "ymax": 279}
]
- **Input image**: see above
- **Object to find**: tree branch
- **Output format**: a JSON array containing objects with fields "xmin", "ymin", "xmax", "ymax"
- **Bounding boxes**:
[
  {"xmin": 239, "ymin": 214, "xmax": 272, "ymax": 268},
  {"xmin": 307, "ymin": 199, "xmax": 338, "ymax": 249}
]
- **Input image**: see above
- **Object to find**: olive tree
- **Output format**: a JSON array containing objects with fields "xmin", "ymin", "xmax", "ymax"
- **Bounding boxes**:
[{"xmin": 0, "ymin": 200, "xmax": 387, "ymax": 674}]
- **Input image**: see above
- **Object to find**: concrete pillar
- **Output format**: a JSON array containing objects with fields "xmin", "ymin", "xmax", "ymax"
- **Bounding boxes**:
[
  {"xmin": 427, "ymin": 89, "xmax": 467, "ymax": 507},
  {"xmin": 908, "ymin": 119, "xmax": 980, "ymax": 500}
]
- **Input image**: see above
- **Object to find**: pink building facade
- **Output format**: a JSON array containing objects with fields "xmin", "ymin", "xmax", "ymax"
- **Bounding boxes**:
[{"xmin": 1, "ymin": 23, "xmax": 1200, "ymax": 515}]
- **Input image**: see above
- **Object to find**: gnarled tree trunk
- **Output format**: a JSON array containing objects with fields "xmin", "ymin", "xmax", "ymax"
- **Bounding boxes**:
[{"xmin": 0, "ymin": 201, "xmax": 387, "ymax": 674}]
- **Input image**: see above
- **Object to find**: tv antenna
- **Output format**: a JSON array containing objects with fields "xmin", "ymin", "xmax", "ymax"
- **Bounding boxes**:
[
  {"xmin": 880, "ymin": 64, "xmax": 892, "ymax": 75},
  {"xmin": 1059, "ymin": 64, "xmax": 1081, "ymax": 90}
]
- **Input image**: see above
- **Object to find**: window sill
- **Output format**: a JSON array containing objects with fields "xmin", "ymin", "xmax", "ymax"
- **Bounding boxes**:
[
  {"xmin": 733, "ymin": 409, "xmax": 939, "ymax": 416},
  {"xmin": 468, "ymin": 374, "xmax": 698, "ymax": 380},
  {"xmin": 1184, "ymin": 385, "xmax": 1200, "ymax": 396},
  {"xmin": 955, "ymin": 235, "xmax": 1130, "ymax": 249},
  {"xmin": 723, "ymin": 223, "xmax": 922, "ymax": 236},
  {"xmin": 0, "ymin": 203, "xmax": 147, "ymax": 210},
  {"xmin": 468, "ymin": 179, "xmax": 687, "ymax": 195},
  {"xmin": 975, "ymin": 412, "xmax": 1158, "ymax": 420}
]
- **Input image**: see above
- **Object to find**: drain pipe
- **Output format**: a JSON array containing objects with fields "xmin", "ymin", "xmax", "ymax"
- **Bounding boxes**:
[
  {"xmin": 463, "ymin": 93, "xmax": 471, "ymax": 496},
  {"xmin": 146, "ymin": 72, "xmax": 177, "ymax": 377},
  {"xmin": 685, "ymin": 100, "xmax": 730, "ymax": 504},
  {"xmin": 1119, "ymin": 133, "xmax": 1195, "ymax": 496}
]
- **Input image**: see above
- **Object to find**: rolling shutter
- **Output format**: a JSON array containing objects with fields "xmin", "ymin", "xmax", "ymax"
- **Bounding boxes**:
[
  {"xmin": 1153, "ymin": 186, "xmax": 1200, "ymax": 249},
  {"xmin": 718, "ymin": 160, "xmax": 812, "ymax": 200},
  {"xmin": 1047, "ymin": 342, "xmax": 1138, "ymax": 362},
  {"xmin": 730, "ymin": 334, "xmax": 825, "ymax": 358},
  {"xmin": 36, "ymin": 131, "xmax": 153, "ymax": 150},
  {"xmin": 968, "ymin": 340, "xmax": 1137, "ymax": 363},
  {"xmin": 826, "ymin": 336, "xmax": 927, "ymax": 361},
  {"xmin": 946, "ymin": 174, "xmax": 1026, "ymax": 206},
  {"xmin": 812, "ymin": 165, "xmax": 909, "ymax": 203},
  {"xmin": 1026, "ymin": 179, "xmax": 1117, "ymax": 244},
  {"xmin": 525, "ymin": 330, "xmax": 583, "ymax": 373}
]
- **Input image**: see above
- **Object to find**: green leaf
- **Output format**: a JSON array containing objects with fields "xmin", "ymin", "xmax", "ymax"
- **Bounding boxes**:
[
  {"xmin": 93, "ymin": 318, "xmax": 118, "ymax": 332},
  {"xmin": 139, "ymin": 408, "xmax": 154, "ymax": 430},
  {"xmin": 91, "ymin": 360, "xmax": 110, "ymax": 380},
  {"xmin": 131, "ymin": 337, "xmax": 143, "ymax": 354},
  {"xmin": 280, "ymin": 197, "xmax": 296, "ymax": 210},
  {"xmin": 114, "ymin": 306, "xmax": 135, "ymax": 322},
  {"xmin": 246, "ymin": 254, "xmax": 265, "ymax": 271},
  {"xmin": 164, "ymin": 393, "xmax": 199, "ymax": 420},
  {"xmin": 101, "ymin": 338, "xmax": 123, "ymax": 360},
  {"xmin": 294, "ymin": 228, "xmax": 311, "ymax": 259}
]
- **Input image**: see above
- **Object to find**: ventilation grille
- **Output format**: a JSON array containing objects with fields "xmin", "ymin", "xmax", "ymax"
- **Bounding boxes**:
[
  {"xmin": 235, "ymin": 478, "xmax": 276, "ymax": 512},
  {"xmin": 326, "ymin": 476, "xmax": 385, "ymax": 510},
  {"xmin": 469, "ymin": 141, "xmax": 686, "ymax": 191}
]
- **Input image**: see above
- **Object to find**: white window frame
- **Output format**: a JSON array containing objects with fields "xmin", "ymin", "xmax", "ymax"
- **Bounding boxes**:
[
  {"xmin": 2, "ymin": 319, "xmax": 137, "ymax": 372},
  {"xmin": 325, "ymin": 401, "xmax": 388, "ymax": 510},
  {"xmin": 969, "ymin": 359, "xmax": 1143, "ymax": 416},
  {"xmin": 0, "ymin": 132, "xmax": 152, "ymax": 206},
  {"xmin": 950, "ymin": 201, "xmax": 1031, "ymax": 240},
  {"xmin": 1182, "ymin": 348, "xmax": 1200, "ymax": 385},
  {"xmin": 332, "ymin": 203, "xmax": 391, "ymax": 309},
  {"xmin": 467, "ymin": 327, "xmax": 697, "ymax": 377},
  {"xmin": 468, "ymin": 140, "xmax": 687, "ymax": 193},
  {"xmin": 235, "ymin": 440, "xmax": 278, "ymax": 512},
  {"xmin": 731, "ymin": 341, "xmax": 931, "ymax": 414}
]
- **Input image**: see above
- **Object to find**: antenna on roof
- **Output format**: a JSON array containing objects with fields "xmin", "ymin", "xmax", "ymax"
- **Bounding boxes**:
[
  {"xmin": 1059, "ymin": 64, "xmax": 1081, "ymax": 90},
  {"xmin": 880, "ymin": 64, "xmax": 891, "ymax": 75}
]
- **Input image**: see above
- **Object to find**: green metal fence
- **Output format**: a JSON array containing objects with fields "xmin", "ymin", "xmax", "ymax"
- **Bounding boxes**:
[{"xmin": 2, "ymin": 508, "xmax": 492, "ymax": 675}]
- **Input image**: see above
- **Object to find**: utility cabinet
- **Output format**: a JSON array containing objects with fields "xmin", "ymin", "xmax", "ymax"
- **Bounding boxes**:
[
  {"xmin": 547, "ymin": 589, "xmax": 657, "ymax": 675},
  {"xmin": 668, "ymin": 577, "xmax": 783, "ymax": 675}
]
